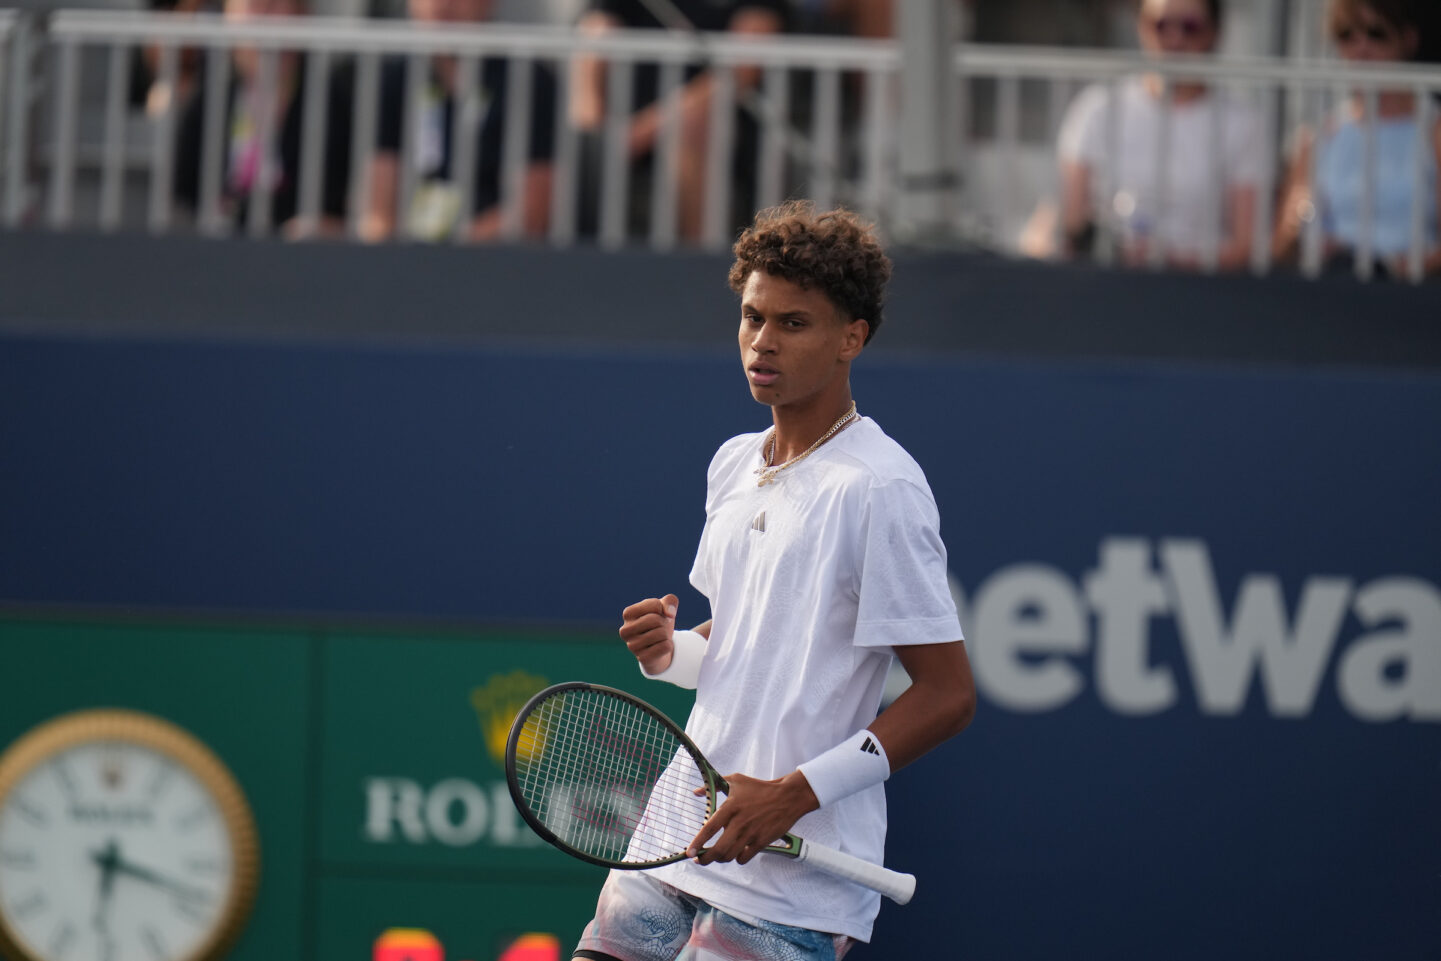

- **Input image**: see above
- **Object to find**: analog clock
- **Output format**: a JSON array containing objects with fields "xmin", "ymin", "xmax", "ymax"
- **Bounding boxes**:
[{"xmin": 0, "ymin": 710, "xmax": 259, "ymax": 961}]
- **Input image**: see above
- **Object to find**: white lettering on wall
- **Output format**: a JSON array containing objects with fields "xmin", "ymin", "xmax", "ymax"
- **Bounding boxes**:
[
  {"xmin": 1338, "ymin": 578, "xmax": 1441, "ymax": 722},
  {"xmin": 972, "ymin": 564, "xmax": 1087, "ymax": 712},
  {"xmin": 1163, "ymin": 540, "xmax": 1352, "ymax": 717},
  {"xmin": 423, "ymin": 778, "xmax": 488, "ymax": 847},
  {"xmin": 363, "ymin": 778, "xmax": 543, "ymax": 848},
  {"xmin": 364, "ymin": 777, "xmax": 427, "ymax": 843},
  {"xmin": 962, "ymin": 538, "xmax": 1440, "ymax": 722},
  {"xmin": 1085, "ymin": 539, "xmax": 1176, "ymax": 714}
]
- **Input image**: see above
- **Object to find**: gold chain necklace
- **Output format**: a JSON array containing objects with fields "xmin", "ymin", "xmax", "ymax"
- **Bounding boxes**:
[{"xmin": 754, "ymin": 401, "xmax": 858, "ymax": 487}]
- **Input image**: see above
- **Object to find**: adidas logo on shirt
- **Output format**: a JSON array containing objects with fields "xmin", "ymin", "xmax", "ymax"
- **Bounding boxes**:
[{"xmin": 860, "ymin": 736, "xmax": 881, "ymax": 756}]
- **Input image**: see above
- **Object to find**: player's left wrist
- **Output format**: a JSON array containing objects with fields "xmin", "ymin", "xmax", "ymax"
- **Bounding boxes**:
[
  {"xmin": 780, "ymin": 769, "xmax": 821, "ymax": 817},
  {"xmin": 797, "ymin": 729, "xmax": 891, "ymax": 808}
]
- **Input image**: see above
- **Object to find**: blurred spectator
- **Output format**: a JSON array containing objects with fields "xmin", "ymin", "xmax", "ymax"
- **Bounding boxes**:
[
  {"xmin": 134, "ymin": 0, "xmax": 216, "ymax": 119},
  {"xmin": 173, "ymin": 0, "xmax": 356, "ymax": 237},
  {"xmin": 569, "ymin": 0, "xmax": 788, "ymax": 243},
  {"xmin": 1022, "ymin": 0, "xmax": 1265, "ymax": 271},
  {"xmin": 1272, "ymin": 0, "xmax": 1440, "ymax": 278},
  {"xmin": 362, "ymin": 0, "xmax": 559, "ymax": 242},
  {"xmin": 490, "ymin": 0, "xmax": 587, "ymax": 24},
  {"xmin": 788, "ymin": 0, "xmax": 893, "ymax": 39},
  {"xmin": 785, "ymin": 0, "xmax": 898, "ymax": 171}
]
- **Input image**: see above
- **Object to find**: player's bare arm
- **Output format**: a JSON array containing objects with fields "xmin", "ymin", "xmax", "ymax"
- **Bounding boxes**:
[{"xmin": 869, "ymin": 640, "xmax": 976, "ymax": 771}]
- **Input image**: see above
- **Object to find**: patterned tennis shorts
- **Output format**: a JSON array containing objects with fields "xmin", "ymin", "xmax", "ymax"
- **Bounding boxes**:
[{"xmin": 573, "ymin": 870, "xmax": 855, "ymax": 961}]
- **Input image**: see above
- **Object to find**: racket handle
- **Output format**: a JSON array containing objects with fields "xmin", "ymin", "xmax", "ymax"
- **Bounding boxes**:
[{"xmin": 795, "ymin": 839, "xmax": 917, "ymax": 905}]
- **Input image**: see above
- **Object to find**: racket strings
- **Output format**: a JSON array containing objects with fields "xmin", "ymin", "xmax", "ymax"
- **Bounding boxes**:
[{"xmin": 512, "ymin": 689, "xmax": 711, "ymax": 865}]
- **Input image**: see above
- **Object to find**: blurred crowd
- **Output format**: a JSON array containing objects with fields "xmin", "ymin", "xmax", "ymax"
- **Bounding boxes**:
[
  {"xmin": 1020, "ymin": 0, "xmax": 1441, "ymax": 278},
  {"xmin": 136, "ymin": 0, "xmax": 1441, "ymax": 278},
  {"xmin": 148, "ymin": 0, "xmax": 894, "ymax": 244}
]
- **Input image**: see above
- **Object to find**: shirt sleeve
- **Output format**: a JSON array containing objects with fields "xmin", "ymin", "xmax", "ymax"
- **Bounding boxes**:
[
  {"xmin": 852, "ymin": 478, "xmax": 964, "ymax": 649},
  {"xmin": 687, "ymin": 446, "xmax": 728, "ymax": 602},
  {"xmin": 1056, "ymin": 82, "xmax": 1108, "ymax": 166},
  {"xmin": 1224, "ymin": 101, "xmax": 1266, "ymax": 188}
]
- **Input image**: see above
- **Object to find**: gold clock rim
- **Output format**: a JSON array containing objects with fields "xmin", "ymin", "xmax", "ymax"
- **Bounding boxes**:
[{"xmin": 0, "ymin": 709, "xmax": 261, "ymax": 961}]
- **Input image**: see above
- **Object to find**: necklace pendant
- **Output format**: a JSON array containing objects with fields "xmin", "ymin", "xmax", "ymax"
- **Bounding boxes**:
[{"xmin": 751, "ymin": 402, "xmax": 857, "ymax": 488}]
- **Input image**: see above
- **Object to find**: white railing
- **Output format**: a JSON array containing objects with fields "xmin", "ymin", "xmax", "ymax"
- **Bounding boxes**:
[
  {"xmin": 1, "ymin": 9, "xmax": 36, "ymax": 228},
  {"xmin": 32, "ymin": 10, "xmax": 904, "ymax": 251},
  {"xmin": 7, "ymin": 9, "xmax": 1441, "ymax": 282}
]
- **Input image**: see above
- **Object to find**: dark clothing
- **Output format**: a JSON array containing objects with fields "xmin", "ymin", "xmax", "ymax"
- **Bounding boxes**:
[
  {"xmin": 595, "ymin": 0, "xmax": 761, "ymax": 32},
  {"xmin": 591, "ymin": 0, "xmax": 790, "ymax": 111},
  {"xmin": 376, "ymin": 56, "xmax": 558, "ymax": 217},
  {"xmin": 577, "ymin": 0, "xmax": 789, "ymax": 239},
  {"xmin": 174, "ymin": 58, "xmax": 354, "ymax": 232}
]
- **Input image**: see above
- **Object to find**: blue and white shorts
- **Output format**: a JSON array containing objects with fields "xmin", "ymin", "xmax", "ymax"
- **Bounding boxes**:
[{"xmin": 573, "ymin": 870, "xmax": 855, "ymax": 961}]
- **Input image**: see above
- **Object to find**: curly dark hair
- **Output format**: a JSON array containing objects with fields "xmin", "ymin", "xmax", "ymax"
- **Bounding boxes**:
[{"xmin": 728, "ymin": 201, "xmax": 893, "ymax": 344}]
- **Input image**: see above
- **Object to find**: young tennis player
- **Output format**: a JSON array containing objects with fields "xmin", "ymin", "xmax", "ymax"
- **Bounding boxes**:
[{"xmin": 575, "ymin": 202, "xmax": 976, "ymax": 961}]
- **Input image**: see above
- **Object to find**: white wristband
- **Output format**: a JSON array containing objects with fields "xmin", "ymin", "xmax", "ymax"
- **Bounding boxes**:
[
  {"xmin": 797, "ymin": 729, "xmax": 891, "ymax": 808},
  {"xmin": 639, "ymin": 629, "xmax": 706, "ymax": 689}
]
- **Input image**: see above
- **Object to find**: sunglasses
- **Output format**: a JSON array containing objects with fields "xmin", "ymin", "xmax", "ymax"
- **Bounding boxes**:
[
  {"xmin": 1149, "ymin": 15, "xmax": 1212, "ymax": 39},
  {"xmin": 1333, "ymin": 23, "xmax": 1396, "ymax": 45}
]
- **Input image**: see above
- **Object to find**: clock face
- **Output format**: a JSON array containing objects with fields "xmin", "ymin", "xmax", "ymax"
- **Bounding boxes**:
[{"xmin": 0, "ymin": 714, "xmax": 257, "ymax": 961}]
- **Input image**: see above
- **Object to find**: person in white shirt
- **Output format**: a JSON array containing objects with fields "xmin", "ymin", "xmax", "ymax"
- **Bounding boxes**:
[
  {"xmin": 572, "ymin": 202, "xmax": 976, "ymax": 961},
  {"xmin": 1024, "ymin": 0, "xmax": 1266, "ymax": 271}
]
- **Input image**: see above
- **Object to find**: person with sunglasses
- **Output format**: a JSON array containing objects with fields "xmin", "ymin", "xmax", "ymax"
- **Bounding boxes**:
[
  {"xmin": 1273, "ymin": 0, "xmax": 1441, "ymax": 279},
  {"xmin": 1024, "ymin": 0, "xmax": 1264, "ymax": 272}
]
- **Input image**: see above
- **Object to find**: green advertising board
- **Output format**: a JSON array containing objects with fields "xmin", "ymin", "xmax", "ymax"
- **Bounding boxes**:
[
  {"xmin": 316, "ymin": 628, "xmax": 696, "ymax": 956},
  {"xmin": 0, "ymin": 613, "xmax": 694, "ymax": 961}
]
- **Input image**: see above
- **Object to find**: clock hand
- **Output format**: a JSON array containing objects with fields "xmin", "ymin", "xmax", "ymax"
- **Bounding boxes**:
[
  {"xmin": 91, "ymin": 838, "xmax": 119, "ymax": 936},
  {"xmin": 106, "ymin": 845, "xmax": 213, "ymax": 903},
  {"xmin": 91, "ymin": 837, "xmax": 120, "ymax": 896}
]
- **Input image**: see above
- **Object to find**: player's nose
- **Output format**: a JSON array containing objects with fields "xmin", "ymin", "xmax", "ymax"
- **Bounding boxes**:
[{"xmin": 749, "ymin": 320, "xmax": 780, "ymax": 353}]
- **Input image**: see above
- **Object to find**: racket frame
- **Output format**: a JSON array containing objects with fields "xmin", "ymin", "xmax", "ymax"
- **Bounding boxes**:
[
  {"xmin": 505, "ymin": 682, "xmax": 913, "ymax": 905},
  {"xmin": 505, "ymin": 681, "xmax": 725, "ymax": 870}
]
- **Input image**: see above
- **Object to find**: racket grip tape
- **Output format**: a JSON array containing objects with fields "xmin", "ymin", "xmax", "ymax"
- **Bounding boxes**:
[{"xmin": 795, "ymin": 839, "xmax": 917, "ymax": 905}]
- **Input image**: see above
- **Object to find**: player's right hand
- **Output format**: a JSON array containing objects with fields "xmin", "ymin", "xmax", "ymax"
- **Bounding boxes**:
[{"xmin": 619, "ymin": 594, "xmax": 678, "ymax": 675}]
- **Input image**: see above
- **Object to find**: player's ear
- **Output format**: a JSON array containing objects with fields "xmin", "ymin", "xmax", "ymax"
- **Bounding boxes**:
[{"xmin": 839, "ymin": 317, "xmax": 869, "ymax": 360}]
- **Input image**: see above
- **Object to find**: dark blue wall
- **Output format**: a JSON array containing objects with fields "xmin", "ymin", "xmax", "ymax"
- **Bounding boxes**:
[{"xmin": 2, "ymin": 236, "xmax": 1438, "ymax": 959}]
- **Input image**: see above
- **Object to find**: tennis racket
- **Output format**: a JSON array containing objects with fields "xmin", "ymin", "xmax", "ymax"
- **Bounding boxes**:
[{"xmin": 504, "ymin": 681, "xmax": 916, "ymax": 905}]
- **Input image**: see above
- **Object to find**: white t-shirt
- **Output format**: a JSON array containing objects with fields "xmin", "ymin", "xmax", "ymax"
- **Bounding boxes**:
[
  {"xmin": 1057, "ymin": 76, "xmax": 1266, "ymax": 258},
  {"xmin": 648, "ymin": 415, "xmax": 964, "ymax": 943}
]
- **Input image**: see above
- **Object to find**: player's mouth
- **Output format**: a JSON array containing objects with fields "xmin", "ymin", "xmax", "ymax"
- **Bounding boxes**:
[{"xmin": 749, "ymin": 364, "xmax": 780, "ymax": 387}]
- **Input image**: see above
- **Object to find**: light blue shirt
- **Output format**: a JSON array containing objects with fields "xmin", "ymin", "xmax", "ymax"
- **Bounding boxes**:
[{"xmin": 1317, "ymin": 113, "xmax": 1439, "ymax": 257}]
